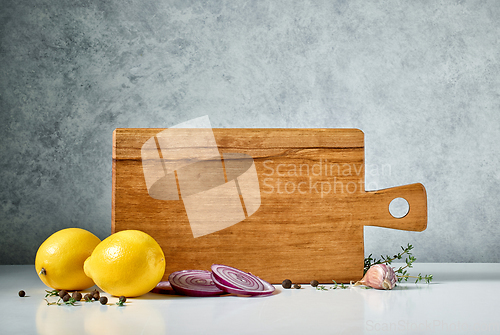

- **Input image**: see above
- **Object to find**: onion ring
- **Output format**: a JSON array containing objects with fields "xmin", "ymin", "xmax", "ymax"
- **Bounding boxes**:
[
  {"xmin": 168, "ymin": 270, "xmax": 225, "ymax": 297},
  {"xmin": 211, "ymin": 264, "xmax": 275, "ymax": 296}
]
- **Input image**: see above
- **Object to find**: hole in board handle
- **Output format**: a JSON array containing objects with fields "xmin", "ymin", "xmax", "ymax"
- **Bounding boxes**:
[{"xmin": 389, "ymin": 197, "xmax": 409, "ymax": 219}]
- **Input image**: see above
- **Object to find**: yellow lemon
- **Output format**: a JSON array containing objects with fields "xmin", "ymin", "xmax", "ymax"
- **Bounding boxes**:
[
  {"xmin": 35, "ymin": 228, "xmax": 101, "ymax": 290},
  {"xmin": 84, "ymin": 230, "xmax": 165, "ymax": 297}
]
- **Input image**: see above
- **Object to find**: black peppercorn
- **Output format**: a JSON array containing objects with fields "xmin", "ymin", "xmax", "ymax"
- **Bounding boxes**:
[
  {"xmin": 293, "ymin": 283, "xmax": 301, "ymax": 289},
  {"xmin": 92, "ymin": 291, "xmax": 100, "ymax": 300},
  {"xmin": 282, "ymin": 279, "xmax": 292, "ymax": 289},
  {"xmin": 119, "ymin": 296, "xmax": 126, "ymax": 303},
  {"xmin": 84, "ymin": 293, "xmax": 92, "ymax": 302},
  {"xmin": 58, "ymin": 290, "xmax": 68, "ymax": 298},
  {"xmin": 310, "ymin": 280, "xmax": 319, "ymax": 287},
  {"xmin": 18, "ymin": 290, "xmax": 26, "ymax": 297},
  {"xmin": 72, "ymin": 291, "xmax": 82, "ymax": 301},
  {"xmin": 99, "ymin": 296, "xmax": 108, "ymax": 305},
  {"xmin": 62, "ymin": 294, "xmax": 70, "ymax": 302}
]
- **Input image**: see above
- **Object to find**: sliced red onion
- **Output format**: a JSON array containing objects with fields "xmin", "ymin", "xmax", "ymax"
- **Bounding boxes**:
[
  {"xmin": 155, "ymin": 281, "xmax": 173, "ymax": 290},
  {"xmin": 151, "ymin": 281, "xmax": 176, "ymax": 294},
  {"xmin": 211, "ymin": 264, "xmax": 275, "ymax": 296},
  {"xmin": 168, "ymin": 270, "xmax": 225, "ymax": 297},
  {"xmin": 211, "ymin": 275, "xmax": 274, "ymax": 296}
]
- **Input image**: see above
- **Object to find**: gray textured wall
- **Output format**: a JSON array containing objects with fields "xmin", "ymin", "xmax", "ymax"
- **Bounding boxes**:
[{"xmin": 1, "ymin": 0, "xmax": 499, "ymax": 264}]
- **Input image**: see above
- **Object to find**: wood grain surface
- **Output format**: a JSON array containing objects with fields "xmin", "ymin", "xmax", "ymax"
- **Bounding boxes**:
[{"xmin": 112, "ymin": 128, "xmax": 427, "ymax": 283}]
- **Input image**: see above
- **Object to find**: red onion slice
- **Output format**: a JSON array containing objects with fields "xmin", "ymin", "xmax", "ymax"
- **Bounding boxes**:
[
  {"xmin": 155, "ymin": 281, "xmax": 173, "ymax": 290},
  {"xmin": 151, "ymin": 281, "xmax": 176, "ymax": 294},
  {"xmin": 211, "ymin": 264, "xmax": 275, "ymax": 296},
  {"xmin": 168, "ymin": 270, "xmax": 225, "ymax": 297},
  {"xmin": 211, "ymin": 274, "xmax": 275, "ymax": 296}
]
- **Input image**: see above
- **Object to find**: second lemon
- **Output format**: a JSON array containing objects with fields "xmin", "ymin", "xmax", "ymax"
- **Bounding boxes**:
[{"xmin": 84, "ymin": 230, "xmax": 165, "ymax": 297}]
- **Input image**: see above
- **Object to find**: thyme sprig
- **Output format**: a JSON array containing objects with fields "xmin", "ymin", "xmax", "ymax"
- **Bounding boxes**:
[
  {"xmin": 315, "ymin": 280, "xmax": 351, "ymax": 291},
  {"xmin": 364, "ymin": 243, "xmax": 433, "ymax": 284},
  {"xmin": 398, "ymin": 273, "xmax": 433, "ymax": 284},
  {"xmin": 45, "ymin": 298, "xmax": 58, "ymax": 305},
  {"xmin": 116, "ymin": 296, "xmax": 126, "ymax": 306},
  {"xmin": 44, "ymin": 297, "xmax": 77, "ymax": 306},
  {"xmin": 64, "ymin": 297, "xmax": 77, "ymax": 306},
  {"xmin": 44, "ymin": 289, "xmax": 59, "ymax": 297},
  {"xmin": 364, "ymin": 243, "xmax": 414, "ymax": 274}
]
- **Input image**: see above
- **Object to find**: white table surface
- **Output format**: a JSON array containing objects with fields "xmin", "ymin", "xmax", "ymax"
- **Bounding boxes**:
[{"xmin": 1, "ymin": 263, "xmax": 499, "ymax": 335}]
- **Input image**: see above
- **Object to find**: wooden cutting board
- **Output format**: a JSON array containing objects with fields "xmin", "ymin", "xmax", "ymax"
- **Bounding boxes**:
[{"xmin": 112, "ymin": 128, "xmax": 427, "ymax": 283}]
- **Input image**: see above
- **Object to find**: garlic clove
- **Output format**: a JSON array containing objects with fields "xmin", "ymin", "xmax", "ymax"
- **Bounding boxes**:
[{"xmin": 354, "ymin": 264, "xmax": 397, "ymax": 290}]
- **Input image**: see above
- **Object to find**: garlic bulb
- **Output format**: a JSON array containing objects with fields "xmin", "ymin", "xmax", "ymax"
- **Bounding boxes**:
[{"xmin": 354, "ymin": 264, "xmax": 397, "ymax": 290}]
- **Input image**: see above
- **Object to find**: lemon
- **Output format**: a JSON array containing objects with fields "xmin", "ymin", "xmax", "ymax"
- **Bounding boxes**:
[
  {"xmin": 35, "ymin": 228, "xmax": 101, "ymax": 290},
  {"xmin": 84, "ymin": 230, "xmax": 165, "ymax": 297}
]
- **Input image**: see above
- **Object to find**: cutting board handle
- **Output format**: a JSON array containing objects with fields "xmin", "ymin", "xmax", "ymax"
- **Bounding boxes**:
[{"xmin": 362, "ymin": 183, "xmax": 427, "ymax": 231}]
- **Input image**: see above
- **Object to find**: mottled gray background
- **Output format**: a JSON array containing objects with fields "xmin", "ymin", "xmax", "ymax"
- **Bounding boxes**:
[{"xmin": 1, "ymin": 0, "xmax": 499, "ymax": 264}]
